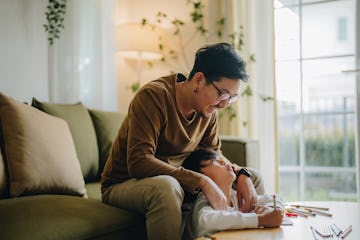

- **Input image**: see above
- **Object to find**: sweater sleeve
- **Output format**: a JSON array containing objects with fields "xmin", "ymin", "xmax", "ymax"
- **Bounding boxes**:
[
  {"xmin": 191, "ymin": 194, "xmax": 258, "ymax": 238},
  {"xmin": 126, "ymin": 86, "xmax": 203, "ymax": 192}
]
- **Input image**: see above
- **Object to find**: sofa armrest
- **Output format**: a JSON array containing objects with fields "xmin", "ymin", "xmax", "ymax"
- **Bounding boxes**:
[{"xmin": 220, "ymin": 136, "xmax": 260, "ymax": 169}]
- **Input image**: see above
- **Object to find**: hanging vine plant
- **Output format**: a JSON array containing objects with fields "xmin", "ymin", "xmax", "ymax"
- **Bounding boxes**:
[{"xmin": 43, "ymin": 0, "xmax": 67, "ymax": 45}]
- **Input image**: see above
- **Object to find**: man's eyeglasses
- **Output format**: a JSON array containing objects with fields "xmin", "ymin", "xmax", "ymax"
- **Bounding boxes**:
[{"xmin": 209, "ymin": 81, "xmax": 239, "ymax": 104}]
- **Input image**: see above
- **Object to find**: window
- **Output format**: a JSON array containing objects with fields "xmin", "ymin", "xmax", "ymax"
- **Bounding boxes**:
[{"xmin": 274, "ymin": 0, "xmax": 359, "ymax": 201}]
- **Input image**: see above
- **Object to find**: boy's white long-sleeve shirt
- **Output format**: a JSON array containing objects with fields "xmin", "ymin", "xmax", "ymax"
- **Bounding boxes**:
[{"xmin": 186, "ymin": 190, "xmax": 284, "ymax": 238}]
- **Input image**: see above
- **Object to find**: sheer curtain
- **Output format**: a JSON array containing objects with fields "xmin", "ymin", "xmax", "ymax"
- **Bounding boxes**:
[
  {"xmin": 48, "ymin": 0, "xmax": 118, "ymax": 111},
  {"xmin": 212, "ymin": 0, "xmax": 256, "ymax": 138},
  {"xmin": 217, "ymin": 0, "xmax": 277, "ymax": 192}
]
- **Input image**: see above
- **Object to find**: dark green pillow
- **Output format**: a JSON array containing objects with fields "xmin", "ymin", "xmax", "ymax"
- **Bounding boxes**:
[
  {"xmin": 88, "ymin": 109, "xmax": 123, "ymax": 178},
  {"xmin": 32, "ymin": 98, "xmax": 98, "ymax": 182}
]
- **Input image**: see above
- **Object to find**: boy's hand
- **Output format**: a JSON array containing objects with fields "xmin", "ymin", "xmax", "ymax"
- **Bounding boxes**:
[
  {"xmin": 257, "ymin": 209, "xmax": 283, "ymax": 228},
  {"xmin": 236, "ymin": 175, "xmax": 257, "ymax": 212},
  {"xmin": 199, "ymin": 175, "xmax": 227, "ymax": 210}
]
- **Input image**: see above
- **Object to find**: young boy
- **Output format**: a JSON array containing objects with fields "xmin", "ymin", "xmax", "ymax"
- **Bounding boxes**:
[{"xmin": 182, "ymin": 149, "xmax": 284, "ymax": 238}]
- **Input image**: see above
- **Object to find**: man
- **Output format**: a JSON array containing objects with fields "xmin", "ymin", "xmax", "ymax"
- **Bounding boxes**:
[{"xmin": 101, "ymin": 43, "xmax": 264, "ymax": 240}]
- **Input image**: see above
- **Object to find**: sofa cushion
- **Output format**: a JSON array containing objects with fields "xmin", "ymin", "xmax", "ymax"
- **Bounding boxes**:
[
  {"xmin": 85, "ymin": 182, "xmax": 102, "ymax": 200},
  {"xmin": 32, "ymin": 98, "xmax": 99, "ymax": 182},
  {"xmin": 88, "ymin": 109, "xmax": 123, "ymax": 178},
  {"xmin": 0, "ymin": 92, "xmax": 86, "ymax": 197},
  {"xmin": 0, "ymin": 195, "xmax": 146, "ymax": 240},
  {"xmin": 220, "ymin": 136, "xmax": 259, "ymax": 168}
]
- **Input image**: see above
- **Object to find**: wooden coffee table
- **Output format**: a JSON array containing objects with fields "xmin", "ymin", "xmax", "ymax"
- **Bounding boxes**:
[{"xmin": 196, "ymin": 201, "xmax": 359, "ymax": 240}]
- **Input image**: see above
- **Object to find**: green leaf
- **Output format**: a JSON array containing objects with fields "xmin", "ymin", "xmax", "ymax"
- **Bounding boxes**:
[
  {"xmin": 191, "ymin": 12, "xmax": 203, "ymax": 22},
  {"xmin": 172, "ymin": 19, "xmax": 184, "ymax": 26},
  {"xmin": 130, "ymin": 82, "xmax": 140, "ymax": 93},
  {"xmin": 156, "ymin": 11, "xmax": 166, "ymax": 18},
  {"xmin": 259, "ymin": 95, "xmax": 274, "ymax": 102},
  {"xmin": 224, "ymin": 105, "xmax": 237, "ymax": 120},
  {"xmin": 249, "ymin": 54, "xmax": 256, "ymax": 62},
  {"xmin": 197, "ymin": 25, "xmax": 207, "ymax": 35},
  {"xmin": 147, "ymin": 61, "xmax": 154, "ymax": 68},
  {"xmin": 217, "ymin": 17, "xmax": 225, "ymax": 25},
  {"xmin": 241, "ymin": 86, "xmax": 253, "ymax": 97},
  {"xmin": 194, "ymin": 2, "xmax": 201, "ymax": 9}
]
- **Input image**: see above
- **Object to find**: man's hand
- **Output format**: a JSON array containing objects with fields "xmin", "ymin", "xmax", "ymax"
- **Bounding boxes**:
[
  {"xmin": 199, "ymin": 175, "xmax": 227, "ymax": 210},
  {"xmin": 254, "ymin": 205, "xmax": 270, "ymax": 214},
  {"xmin": 236, "ymin": 174, "xmax": 257, "ymax": 212}
]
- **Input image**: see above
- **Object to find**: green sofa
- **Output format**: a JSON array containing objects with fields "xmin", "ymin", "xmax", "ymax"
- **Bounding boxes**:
[{"xmin": 0, "ymin": 92, "xmax": 259, "ymax": 240}]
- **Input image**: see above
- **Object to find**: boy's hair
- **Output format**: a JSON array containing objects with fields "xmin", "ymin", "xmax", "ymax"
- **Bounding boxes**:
[
  {"xmin": 182, "ymin": 149, "xmax": 220, "ymax": 173},
  {"xmin": 188, "ymin": 42, "xmax": 248, "ymax": 83}
]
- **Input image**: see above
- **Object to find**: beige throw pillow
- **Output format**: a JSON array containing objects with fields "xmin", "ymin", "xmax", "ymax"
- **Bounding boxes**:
[
  {"xmin": 0, "ymin": 92, "xmax": 86, "ymax": 197},
  {"xmin": 32, "ymin": 99, "xmax": 99, "ymax": 182}
]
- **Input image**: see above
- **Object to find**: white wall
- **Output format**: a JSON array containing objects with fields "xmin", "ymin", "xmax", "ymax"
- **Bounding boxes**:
[{"xmin": 0, "ymin": 0, "xmax": 48, "ymax": 103}]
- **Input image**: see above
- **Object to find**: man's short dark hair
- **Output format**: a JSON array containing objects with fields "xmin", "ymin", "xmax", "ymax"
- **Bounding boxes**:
[
  {"xmin": 188, "ymin": 42, "xmax": 248, "ymax": 83},
  {"xmin": 182, "ymin": 149, "xmax": 220, "ymax": 173}
]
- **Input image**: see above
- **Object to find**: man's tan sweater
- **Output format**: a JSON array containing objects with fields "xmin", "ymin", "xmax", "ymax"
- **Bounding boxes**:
[{"xmin": 101, "ymin": 74, "xmax": 221, "ymax": 194}]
